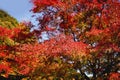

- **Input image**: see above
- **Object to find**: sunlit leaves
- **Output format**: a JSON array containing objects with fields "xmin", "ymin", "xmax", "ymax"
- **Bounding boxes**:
[
  {"xmin": 0, "ymin": 24, "xmax": 37, "ymax": 78},
  {"xmin": 17, "ymin": 34, "xmax": 89, "ymax": 57},
  {"xmin": 30, "ymin": 0, "xmax": 120, "ymax": 79},
  {"xmin": 0, "ymin": 0, "xmax": 120, "ymax": 79}
]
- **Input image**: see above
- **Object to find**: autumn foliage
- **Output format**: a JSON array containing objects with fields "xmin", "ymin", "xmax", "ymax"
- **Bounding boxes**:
[{"xmin": 0, "ymin": 0, "xmax": 120, "ymax": 80}]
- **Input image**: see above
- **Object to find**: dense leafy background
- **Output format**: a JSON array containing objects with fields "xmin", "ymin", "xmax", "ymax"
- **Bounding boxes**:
[{"xmin": 0, "ymin": 0, "xmax": 120, "ymax": 80}]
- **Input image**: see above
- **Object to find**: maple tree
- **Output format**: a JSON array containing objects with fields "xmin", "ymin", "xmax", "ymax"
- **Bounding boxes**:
[
  {"xmin": 0, "ymin": 25, "xmax": 89, "ymax": 79},
  {"xmin": 0, "ymin": 0, "xmax": 120, "ymax": 80},
  {"xmin": 0, "ymin": 24, "xmax": 36, "ymax": 79},
  {"xmin": 30, "ymin": 0, "xmax": 120, "ymax": 79}
]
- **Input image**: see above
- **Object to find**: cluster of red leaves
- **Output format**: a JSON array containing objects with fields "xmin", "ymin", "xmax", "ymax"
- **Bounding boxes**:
[
  {"xmin": 17, "ymin": 34, "xmax": 89, "ymax": 57},
  {"xmin": 0, "ymin": 27, "xmax": 12, "ymax": 38},
  {"xmin": 0, "ymin": 51, "xmax": 13, "ymax": 77},
  {"xmin": 0, "ymin": 26, "xmax": 35, "ymax": 76},
  {"xmin": 86, "ymin": 27, "xmax": 103, "ymax": 38},
  {"xmin": 31, "ymin": 0, "xmax": 59, "ymax": 12},
  {"xmin": 0, "ymin": 26, "xmax": 21, "ymax": 39},
  {"xmin": 59, "ymin": 12, "xmax": 77, "ymax": 29},
  {"xmin": 31, "ymin": 0, "xmax": 120, "ymax": 40},
  {"xmin": 12, "ymin": 34, "xmax": 89, "ymax": 76},
  {"xmin": 109, "ymin": 72, "xmax": 120, "ymax": 80},
  {"xmin": 85, "ymin": 25, "xmax": 120, "ymax": 58},
  {"xmin": 14, "ymin": 55, "xmax": 34, "ymax": 75},
  {"xmin": 0, "ymin": 64, "xmax": 12, "ymax": 77},
  {"xmin": 32, "ymin": 0, "xmax": 108, "ymax": 12},
  {"xmin": 0, "ymin": 48, "xmax": 14, "ymax": 77}
]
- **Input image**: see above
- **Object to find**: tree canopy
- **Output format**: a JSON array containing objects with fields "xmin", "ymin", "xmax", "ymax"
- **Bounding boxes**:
[
  {"xmin": 0, "ymin": 10, "xmax": 18, "ymax": 29},
  {"xmin": 0, "ymin": 0, "xmax": 120, "ymax": 80}
]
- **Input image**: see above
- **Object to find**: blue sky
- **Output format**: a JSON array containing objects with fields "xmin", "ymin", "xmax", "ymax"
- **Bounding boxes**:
[{"xmin": 0, "ymin": 0, "xmax": 33, "ymax": 22}]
